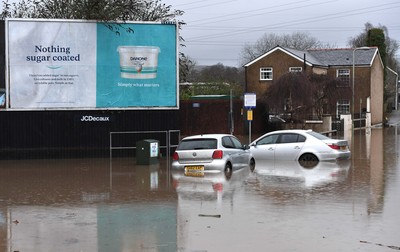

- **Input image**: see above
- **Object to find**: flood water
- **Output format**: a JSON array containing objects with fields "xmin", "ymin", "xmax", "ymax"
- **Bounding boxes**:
[{"xmin": 1, "ymin": 127, "xmax": 400, "ymax": 252}]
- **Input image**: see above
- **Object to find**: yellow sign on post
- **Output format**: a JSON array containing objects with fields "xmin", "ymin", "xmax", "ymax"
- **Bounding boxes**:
[{"xmin": 247, "ymin": 110, "xmax": 253, "ymax": 121}]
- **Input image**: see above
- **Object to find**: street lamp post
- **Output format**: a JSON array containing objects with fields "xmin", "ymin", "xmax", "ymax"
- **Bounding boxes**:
[{"xmin": 396, "ymin": 79, "xmax": 399, "ymax": 111}]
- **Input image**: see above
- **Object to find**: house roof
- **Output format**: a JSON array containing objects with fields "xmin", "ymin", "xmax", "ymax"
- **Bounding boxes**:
[
  {"xmin": 243, "ymin": 45, "xmax": 381, "ymax": 68},
  {"xmin": 307, "ymin": 48, "xmax": 378, "ymax": 67}
]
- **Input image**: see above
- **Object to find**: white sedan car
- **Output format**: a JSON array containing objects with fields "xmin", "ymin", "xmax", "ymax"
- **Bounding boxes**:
[
  {"xmin": 249, "ymin": 129, "xmax": 351, "ymax": 162},
  {"xmin": 172, "ymin": 134, "xmax": 255, "ymax": 179}
]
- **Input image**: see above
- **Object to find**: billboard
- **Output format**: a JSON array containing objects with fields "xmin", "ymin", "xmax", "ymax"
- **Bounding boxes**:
[{"xmin": 5, "ymin": 19, "xmax": 178, "ymax": 110}]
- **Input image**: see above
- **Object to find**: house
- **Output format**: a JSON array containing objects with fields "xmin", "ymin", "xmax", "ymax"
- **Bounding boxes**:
[{"xmin": 243, "ymin": 45, "xmax": 384, "ymax": 126}]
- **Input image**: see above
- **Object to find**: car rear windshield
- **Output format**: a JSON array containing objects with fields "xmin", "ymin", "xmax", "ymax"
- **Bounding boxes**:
[
  {"xmin": 306, "ymin": 131, "xmax": 331, "ymax": 140},
  {"xmin": 177, "ymin": 138, "xmax": 218, "ymax": 150}
]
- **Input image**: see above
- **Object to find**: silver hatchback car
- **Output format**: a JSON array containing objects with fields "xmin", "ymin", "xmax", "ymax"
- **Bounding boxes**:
[{"xmin": 172, "ymin": 134, "xmax": 255, "ymax": 179}]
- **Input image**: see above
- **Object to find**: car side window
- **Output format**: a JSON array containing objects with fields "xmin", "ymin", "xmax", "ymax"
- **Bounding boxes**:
[
  {"xmin": 278, "ymin": 133, "xmax": 302, "ymax": 144},
  {"xmin": 298, "ymin": 135, "xmax": 306, "ymax": 142},
  {"xmin": 222, "ymin": 136, "xmax": 235, "ymax": 148},
  {"xmin": 230, "ymin": 136, "xmax": 244, "ymax": 149},
  {"xmin": 257, "ymin": 134, "xmax": 279, "ymax": 145}
]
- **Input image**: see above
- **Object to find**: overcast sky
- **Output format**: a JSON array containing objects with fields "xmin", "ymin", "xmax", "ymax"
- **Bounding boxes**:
[{"xmin": 164, "ymin": 0, "xmax": 400, "ymax": 67}]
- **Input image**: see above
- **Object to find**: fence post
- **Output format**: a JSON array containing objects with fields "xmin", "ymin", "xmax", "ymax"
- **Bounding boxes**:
[
  {"xmin": 341, "ymin": 114, "xmax": 352, "ymax": 143},
  {"xmin": 322, "ymin": 115, "xmax": 332, "ymax": 132}
]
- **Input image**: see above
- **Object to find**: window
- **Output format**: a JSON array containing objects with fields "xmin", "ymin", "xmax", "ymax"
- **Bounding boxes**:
[
  {"xmin": 337, "ymin": 100, "xmax": 350, "ymax": 115},
  {"xmin": 222, "ymin": 136, "xmax": 236, "ymax": 148},
  {"xmin": 337, "ymin": 69, "xmax": 350, "ymax": 86},
  {"xmin": 256, "ymin": 134, "xmax": 279, "ymax": 145},
  {"xmin": 223, "ymin": 136, "xmax": 244, "ymax": 149},
  {"xmin": 230, "ymin": 137, "xmax": 244, "ymax": 149},
  {"xmin": 177, "ymin": 139, "xmax": 217, "ymax": 150},
  {"xmin": 289, "ymin": 67, "xmax": 302, "ymax": 73},
  {"xmin": 307, "ymin": 131, "xmax": 330, "ymax": 140},
  {"xmin": 260, "ymin": 67, "xmax": 273, "ymax": 80},
  {"xmin": 277, "ymin": 134, "xmax": 305, "ymax": 144}
]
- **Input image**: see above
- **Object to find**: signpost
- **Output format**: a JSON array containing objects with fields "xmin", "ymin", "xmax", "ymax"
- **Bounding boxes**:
[{"xmin": 244, "ymin": 93, "xmax": 256, "ymax": 144}]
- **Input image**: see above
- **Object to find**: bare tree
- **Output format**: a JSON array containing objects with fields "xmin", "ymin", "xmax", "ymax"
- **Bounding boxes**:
[{"xmin": 239, "ymin": 32, "xmax": 335, "ymax": 66}]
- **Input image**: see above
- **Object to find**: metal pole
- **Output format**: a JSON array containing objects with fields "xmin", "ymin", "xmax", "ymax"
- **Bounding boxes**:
[
  {"xmin": 109, "ymin": 132, "xmax": 113, "ymax": 190},
  {"xmin": 249, "ymin": 118, "xmax": 252, "ymax": 144},
  {"xmin": 352, "ymin": 49, "xmax": 355, "ymax": 138},
  {"xmin": 230, "ymin": 89, "xmax": 234, "ymax": 134},
  {"xmin": 396, "ymin": 78, "xmax": 399, "ymax": 110}
]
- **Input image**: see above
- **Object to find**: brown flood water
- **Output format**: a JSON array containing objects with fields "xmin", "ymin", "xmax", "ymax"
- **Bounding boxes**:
[{"xmin": 0, "ymin": 127, "xmax": 400, "ymax": 251}]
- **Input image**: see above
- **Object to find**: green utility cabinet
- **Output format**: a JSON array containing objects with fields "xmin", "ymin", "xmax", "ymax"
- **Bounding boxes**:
[{"xmin": 136, "ymin": 139, "xmax": 159, "ymax": 165}]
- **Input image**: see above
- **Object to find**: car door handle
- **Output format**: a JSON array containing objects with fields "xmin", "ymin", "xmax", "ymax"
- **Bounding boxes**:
[
  {"xmin": 294, "ymin": 146, "xmax": 301, "ymax": 149},
  {"xmin": 268, "ymin": 147, "xmax": 274, "ymax": 151}
]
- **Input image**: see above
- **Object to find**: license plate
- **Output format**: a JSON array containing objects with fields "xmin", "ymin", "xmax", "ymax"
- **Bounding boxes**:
[
  {"xmin": 184, "ymin": 165, "xmax": 204, "ymax": 177},
  {"xmin": 340, "ymin": 146, "xmax": 347, "ymax": 151}
]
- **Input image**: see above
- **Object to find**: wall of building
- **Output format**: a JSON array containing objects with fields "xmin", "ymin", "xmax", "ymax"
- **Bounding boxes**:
[
  {"xmin": 245, "ymin": 49, "xmax": 313, "ymax": 96},
  {"xmin": 179, "ymin": 99, "xmax": 246, "ymax": 136},
  {"xmin": 370, "ymin": 56, "xmax": 385, "ymax": 124}
]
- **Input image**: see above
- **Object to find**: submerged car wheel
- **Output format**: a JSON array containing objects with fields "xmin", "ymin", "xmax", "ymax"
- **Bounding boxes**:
[
  {"xmin": 249, "ymin": 158, "xmax": 256, "ymax": 172},
  {"xmin": 224, "ymin": 162, "xmax": 233, "ymax": 180},
  {"xmin": 298, "ymin": 153, "xmax": 319, "ymax": 168},
  {"xmin": 299, "ymin": 153, "xmax": 319, "ymax": 162}
]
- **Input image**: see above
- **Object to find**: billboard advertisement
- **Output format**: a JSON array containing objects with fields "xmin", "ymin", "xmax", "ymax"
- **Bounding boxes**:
[{"xmin": 5, "ymin": 19, "xmax": 178, "ymax": 110}]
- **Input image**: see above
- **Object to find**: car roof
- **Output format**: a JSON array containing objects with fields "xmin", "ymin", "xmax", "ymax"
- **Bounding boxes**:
[{"xmin": 182, "ymin": 134, "xmax": 233, "ymax": 140}]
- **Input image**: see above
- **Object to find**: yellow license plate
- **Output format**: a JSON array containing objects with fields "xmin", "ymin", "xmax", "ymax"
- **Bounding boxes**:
[
  {"xmin": 184, "ymin": 166, "xmax": 204, "ymax": 177},
  {"xmin": 340, "ymin": 146, "xmax": 347, "ymax": 151}
]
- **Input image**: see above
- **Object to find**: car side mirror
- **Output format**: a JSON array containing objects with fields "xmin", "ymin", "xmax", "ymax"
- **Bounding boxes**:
[{"xmin": 243, "ymin": 145, "xmax": 250, "ymax": 150}]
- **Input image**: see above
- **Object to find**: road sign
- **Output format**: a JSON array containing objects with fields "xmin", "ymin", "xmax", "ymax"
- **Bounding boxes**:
[
  {"xmin": 247, "ymin": 110, "xmax": 253, "ymax": 121},
  {"xmin": 244, "ymin": 93, "xmax": 256, "ymax": 108}
]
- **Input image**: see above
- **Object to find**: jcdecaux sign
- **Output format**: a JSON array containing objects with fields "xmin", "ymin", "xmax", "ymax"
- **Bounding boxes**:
[{"xmin": 5, "ymin": 19, "xmax": 178, "ymax": 110}]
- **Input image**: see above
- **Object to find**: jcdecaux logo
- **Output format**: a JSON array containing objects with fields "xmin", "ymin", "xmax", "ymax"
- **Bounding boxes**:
[{"xmin": 80, "ymin": 116, "xmax": 110, "ymax": 122}]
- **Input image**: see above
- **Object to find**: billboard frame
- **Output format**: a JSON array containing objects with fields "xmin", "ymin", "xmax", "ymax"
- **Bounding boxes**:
[{"xmin": 3, "ymin": 18, "xmax": 180, "ymax": 111}]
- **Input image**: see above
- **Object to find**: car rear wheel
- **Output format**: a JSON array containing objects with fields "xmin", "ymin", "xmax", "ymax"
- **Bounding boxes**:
[
  {"xmin": 298, "ymin": 153, "xmax": 319, "ymax": 168},
  {"xmin": 224, "ymin": 162, "xmax": 232, "ymax": 180},
  {"xmin": 299, "ymin": 153, "xmax": 318, "ymax": 162}
]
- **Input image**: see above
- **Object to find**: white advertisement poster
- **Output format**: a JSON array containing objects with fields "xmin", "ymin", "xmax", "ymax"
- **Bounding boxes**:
[
  {"xmin": 6, "ymin": 19, "xmax": 178, "ymax": 110},
  {"xmin": 8, "ymin": 21, "xmax": 97, "ymax": 108}
]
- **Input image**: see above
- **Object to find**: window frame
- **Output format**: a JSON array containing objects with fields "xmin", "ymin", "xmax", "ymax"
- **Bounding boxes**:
[
  {"xmin": 289, "ymin": 67, "xmax": 302, "ymax": 73},
  {"xmin": 260, "ymin": 67, "xmax": 273, "ymax": 81},
  {"xmin": 336, "ymin": 99, "xmax": 350, "ymax": 115},
  {"xmin": 336, "ymin": 69, "xmax": 350, "ymax": 87}
]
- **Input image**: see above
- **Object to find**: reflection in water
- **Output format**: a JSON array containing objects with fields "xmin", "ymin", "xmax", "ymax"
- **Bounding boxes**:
[
  {"xmin": 0, "ymin": 158, "xmax": 177, "ymax": 252},
  {"xmin": 349, "ymin": 128, "xmax": 385, "ymax": 214},
  {"xmin": 0, "ymin": 127, "xmax": 399, "ymax": 251},
  {"xmin": 172, "ymin": 166, "xmax": 252, "ymax": 251},
  {"xmin": 253, "ymin": 159, "xmax": 350, "ymax": 189},
  {"xmin": 171, "ymin": 166, "xmax": 251, "ymax": 202},
  {"xmin": 245, "ymin": 160, "xmax": 351, "ymax": 207}
]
